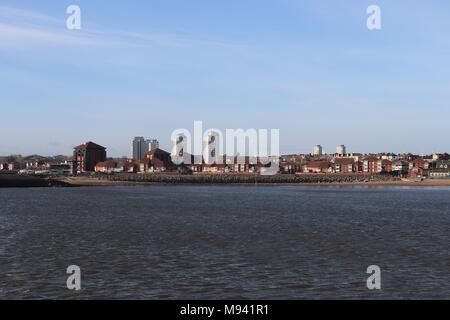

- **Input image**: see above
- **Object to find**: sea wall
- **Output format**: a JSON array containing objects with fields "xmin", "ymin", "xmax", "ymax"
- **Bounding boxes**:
[
  {"xmin": 94, "ymin": 173, "xmax": 401, "ymax": 184},
  {"xmin": 0, "ymin": 173, "xmax": 71, "ymax": 188}
]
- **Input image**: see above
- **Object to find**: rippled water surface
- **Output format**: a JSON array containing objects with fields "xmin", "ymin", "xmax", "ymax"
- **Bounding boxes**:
[{"xmin": 1, "ymin": 185, "xmax": 450, "ymax": 299}]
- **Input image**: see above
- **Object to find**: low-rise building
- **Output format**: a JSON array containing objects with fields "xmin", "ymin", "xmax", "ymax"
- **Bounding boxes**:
[
  {"xmin": 95, "ymin": 160, "xmax": 124, "ymax": 173},
  {"xmin": 429, "ymin": 172, "xmax": 450, "ymax": 178},
  {"xmin": 381, "ymin": 160, "xmax": 393, "ymax": 173},
  {"xmin": 392, "ymin": 160, "xmax": 410, "ymax": 175},
  {"xmin": 433, "ymin": 160, "xmax": 450, "ymax": 171},
  {"xmin": 303, "ymin": 160, "xmax": 330, "ymax": 174},
  {"xmin": 49, "ymin": 164, "xmax": 72, "ymax": 175},
  {"xmin": 333, "ymin": 158, "xmax": 356, "ymax": 173},
  {"xmin": 144, "ymin": 148, "xmax": 174, "ymax": 172}
]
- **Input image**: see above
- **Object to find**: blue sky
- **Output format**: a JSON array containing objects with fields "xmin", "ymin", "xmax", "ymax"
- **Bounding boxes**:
[{"xmin": 1, "ymin": 0, "xmax": 449, "ymax": 157}]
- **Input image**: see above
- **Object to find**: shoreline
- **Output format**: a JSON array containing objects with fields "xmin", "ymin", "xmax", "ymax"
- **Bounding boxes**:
[
  {"xmin": 0, "ymin": 174, "xmax": 72, "ymax": 188},
  {"xmin": 62, "ymin": 175, "xmax": 450, "ymax": 188},
  {"xmin": 2, "ymin": 173, "xmax": 450, "ymax": 188}
]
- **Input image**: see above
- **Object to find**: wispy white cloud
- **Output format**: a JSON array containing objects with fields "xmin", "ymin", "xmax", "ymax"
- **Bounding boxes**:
[
  {"xmin": 0, "ymin": 5, "xmax": 61, "ymax": 25},
  {"xmin": 0, "ymin": 24, "xmax": 99, "ymax": 47},
  {"xmin": 0, "ymin": 5, "xmax": 246, "ymax": 50}
]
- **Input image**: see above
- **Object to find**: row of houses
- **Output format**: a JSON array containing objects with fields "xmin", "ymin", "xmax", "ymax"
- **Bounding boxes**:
[
  {"xmin": 1, "ymin": 155, "xmax": 73, "ymax": 175},
  {"xmin": 281, "ymin": 155, "xmax": 450, "ymax": 178},
  {"xmin": 3, "ymin": 141, "xmax": 449, "ymax": 178},
  {"xmin": 94, "ymin": 148, "xmax": 271, "ymax": 174}
]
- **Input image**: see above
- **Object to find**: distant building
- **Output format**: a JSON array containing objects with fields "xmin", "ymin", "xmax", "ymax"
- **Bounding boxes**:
[
  {"xmin": 132, "ymin": 137, "xmax": 148, "ymax": 161},
  {"xmin": 133, "ymin": 137, "xmax": 160, "ymax": 160},
  {"xmin": 433, "ymin": 153, "xmax": 450, "ymax": 161},
  {"xmin": 73, "ymin": 141, "xmax": 107, "ymax": 173},
  {"xmin": 147, "ymin": 139, "xmax": 160, "ymax": 151},
  {"xmin": 312, "ymin": 145, "xmax": 323, "ymax": 156},
  {"xmin": 381, "ymin": 154, "xmax": 395, "ymax": 161},
  {"xmin": 336, "ymin": 145, "xmax": 346, "ymax": 156},
  {"xmin": 144, "ymin": 148, "xmax": 174, "ymax": 172}
]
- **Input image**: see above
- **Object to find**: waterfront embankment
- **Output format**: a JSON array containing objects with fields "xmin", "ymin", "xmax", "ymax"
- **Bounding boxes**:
[
  {"xmin": 63, "ymin": 173, "xmax": 404, "ymax": 186},
  {"xmin": 0, "ymin": 173, "xmax": 72, "ymax": 188},
  {"xmin": 62, "ymin": 173, "xmax": 450, "ymax": 187},
  {"xmin": 4, "ymin": 172, "xmax": 450, "ymax": 188}
]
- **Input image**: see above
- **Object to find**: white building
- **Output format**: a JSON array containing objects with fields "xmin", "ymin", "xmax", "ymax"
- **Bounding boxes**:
[
  {"xmin": 430, "ymin": 172, "xmax": 450, "ymax": 178},
  {"xmin": 336, "ymin": 145, "xmax": 346, "ymax": 156},
  {"xmin": 147, "ymin": 139, "xmax": 160, "ymax": 151},
  {"xmin": 312, "ymin": 145, "xmax": 323, "ymax": 156}
]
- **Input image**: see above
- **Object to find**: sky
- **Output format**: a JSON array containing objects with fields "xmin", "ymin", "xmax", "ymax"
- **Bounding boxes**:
[{"xmin": 0, "ymin": 0, "xmax": 449, "ymax": 157}]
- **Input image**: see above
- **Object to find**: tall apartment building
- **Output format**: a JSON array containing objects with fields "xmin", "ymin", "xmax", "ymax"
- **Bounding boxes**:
[
  {"xmin": 312, "ymin": 145, "xmax": 323, "ymax": 156},
  {"xmin": 336, "ymin": 145, "xmax": 347, "ymax": 156},
  {"xmin": 132, "ymin": 137, "xmax": 148, "ymax": 161},
  {"xmin": 147, "ymin": 139, "xmax": 160, "ymax": 151},
  {"xmin": 133, "ymin": 137, "xmax": 160, "ymax": 160}
]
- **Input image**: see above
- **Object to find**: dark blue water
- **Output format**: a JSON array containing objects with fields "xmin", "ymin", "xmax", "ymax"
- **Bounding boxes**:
[{"xmin": 1, "ymin": 185, "xmax": 450, "ymax": 299}]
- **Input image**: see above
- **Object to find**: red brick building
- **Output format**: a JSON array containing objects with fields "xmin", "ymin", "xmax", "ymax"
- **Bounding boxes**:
[
  {"xmin": 144, "ymin": 148, "xmax": 174, "ymax": 172},
  {"xmin": 363, "ymin": 156, "xmax": 382, "ymax": 174},
  {"xmin": 381, "ymin": 160, "xmax": 393, "ymax": 173},
  {"xmin": 73, "ymin": 141, "xmax": 107, "ymax": 173},
  {"xmin": 303, "ymin": 160, "xmax": 330, "ymax": 173},
  {"xmin": 333, "ymin": 158, "xmax": 356, "ymax": 173}
]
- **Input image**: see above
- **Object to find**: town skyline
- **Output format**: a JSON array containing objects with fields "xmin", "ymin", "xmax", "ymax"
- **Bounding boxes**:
[
  {"xmin": 0, "ymin": 138, "xmax": 448, "ymax": 159},
  {"xmin": 2, "ymin": 1, "xmax": 450, "ymax": 156},
  {"xmin": 3, "ymin": 138, "xmax": 449, "ymax": 178}
]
